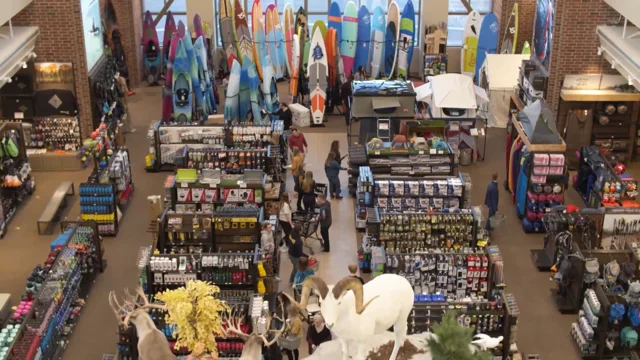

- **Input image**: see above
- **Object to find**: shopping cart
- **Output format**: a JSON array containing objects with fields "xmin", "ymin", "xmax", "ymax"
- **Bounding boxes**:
[
  {"xmin": 292, "ymin": 278, "xmax": 322, "ymax": 322},
  {"xmin": 489, "ymin": 213, "xmax": 507, "ymax": 229},
  {"xmin": 293, "ymin": 211, "xmax": 323, "ymax": 255}
]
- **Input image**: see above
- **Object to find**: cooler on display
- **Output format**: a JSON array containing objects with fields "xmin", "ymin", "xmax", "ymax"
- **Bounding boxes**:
[{"xmin": 289, "ymin": 103, "xmax": 311, "ymax": 128}]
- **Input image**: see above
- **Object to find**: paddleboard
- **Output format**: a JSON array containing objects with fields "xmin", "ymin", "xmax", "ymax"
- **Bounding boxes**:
[
  {"xmin": 475, "ymin": 12, "xmax": 499, "ymax": 83},
  {"xmin": 193, "ymin": 14, "xmax": 205, "ymax": 39},
  {"xmin": 173, "ymin": 38, "xmax": 193, "ymax": 123},
  {"xmin": 252, "ymin": 0, "xmax": 267, "ymax": 79},
  {"xmin": 162, "ymin": 32, "xmax": 179, "ymax": 122},
  {"xmin": 326, "ymin": 28, "xmax": 336, "ymax": 87},
  {"xmin": 225, "ymin": 59, "xmax": 241, "ymax": 123},
  {"xmin": 233, "ymin": 0, "xmax": 254, "ymax": 64},
  {"xmin": 298, "ymin": 25, "xmax": 308, "ymax": 98},
  {"xmin": 283, "ymin": 4, "xmax": 295, "ymax": 76},
  {"xmin": 143, "ymin": 11, "xmax": 161, "ymax": 84},
  {"xmin": 295, "ymin": 7, "xmax": 308, "ymax": 40},
  {"xmin": 220, "ymin": 0, "xmax": 237, "ymax": 68},
  {"xmin": 397, "ymin": 0, "xmax": 415, "ymax": 80},
  {"xmin": 270, "ymin": 73, "xmax": 280, "ymax": 111},
  {"xmin": 369, "ymin": 6, "xmax": 385, "ymax": 79},
  {"xmin": 195, "ymin": 36, "xmax": 216, "ymax": 114},
  {"xmin": 461, "ymin": 10, "xmax": 481, "ymax": 78},
  {"xmin": 336, "ymin": 36, "xmax": 346, "ymax": 84},
  {"xmin": 501, "ymin": 3, "xmax": 518, "ymax": 54},
  {"xmin": 273, "ymin": 10, "xmax": 287, "ymax": 80},
  {"xmin": 354, "ymin": 5, "xmax": 371, "ymax": 75},
  {"xmin": 296, "ymin": 7, "xmax": 310, "ymax": 75},
  {"xmin": 240, "ymin": 59, "xmax": 251, "ymax": 122},
  {"xmin": 266, "ymin": 5, "xmax": 285, "ymax": 79},
  {"xmin": 328, "ymin": 2, "xmax": 342, "ymax": 52},
  {"xmin": 308, "ymin": 25, "xmax": 328, "ymax": 124},
  {"xmin": 289, "ymin": 33, "xmax": 300, "ymax": 103},
  {"xmin": 262, "ymin": 55, "xmax": 276, "ymax": 112},
  {"xmin": 384, "ymin": 1, "xmax": 400, "ymax": 78},
  {"xmin": 184, "ymin": 32, "xmax": 205, "ymax": 119},
  {"xmin": 313, "ymin": 19, "xmax": 327, "ymax": 39},
  {"xmin": 248, "ymin": 63, "xmax": 266, "ymax": 124},
  {"xmin": 178, "ymin": 21, "xmax": 186, "ymax": 39},
  {"xmin": 522, "ymin": 41, "xmax": 531, "ymax": 54},
  {"xmin": 341, "ymin": 1, "xmax": 358, "ymax": 77},
  {"xmin": 163, "ymin": 11, "xmax": 177, "ymax": 70}
]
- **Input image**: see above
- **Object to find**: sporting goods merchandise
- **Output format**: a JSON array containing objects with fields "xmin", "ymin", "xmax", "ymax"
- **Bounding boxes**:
[
  {"xmin": 194, "ymin": 36, "xmax": 217, "ymax": 114},
  {"xmin": 397, "ymin": 0, "xmax": 415, "ymax": 80},
  {"xmin": 501, "ymin": 3, "xmax": 518, "ymax": 54},
  {"xmin": 173, "ymin": 39, "xmax": 193, "ymax": 123},
  {"xmin": 313, "ymin": 18, "xmax": 327, "ymax": 39},
  {"xmin": 220, "ymin": 0, "xmax": 237, "ymax": 68},
  {"xmin": 295, "ymin": 7, "xmax": 308, "ymax": 40},
  {"xmin": 239, "ymin": 59, "xmax": 251, "ymax": 122},
  {"xmin": 162, "ymin": 32, "xmax": 179, "ymax": 122},
  {"xmin": 308, "ymin": 24, "xmax": 328, "ymax": 125},
  {"xmin": 248, "ymin": 63, "xmax": 266, "ymax": 124},
  {"xmin": 369, "ymin": 6, "xmax": 385, "ymax": 79},
  {"xmin": 283, "ymin": 4, "xmax": 295, "ymax": 76},
  {"xmin": 522, "ymin": 41, "xmax": 531, "ymax": 54},
  {"xmin": 142, "ymin": 11, "xmax": 161, "ymax": 84},
  {"xmin": 252, "ymin": 0, "xmax": 267, "ymax": 79},
  {"xmin": 266, "ymin": 5, "xmax": 285, "ymax": 79},
  {"xmin": 234, "ymin": 0, "xmax": 254, "ymax": 64},
  {"xmin": 262, "ymin": 55, "xmax": 275, "ymax": 113},
  {"xmin": 326, "ymin": 28, "xmax": 336, "ymax": 87},
  {"xmin": 193, "ymin": 14, "xmax": 205, "ymax": 39},
  {"xmin": 354, "ymin": 5, "xmax": 371, "ymax": 76},
  {"xmin": 225, "ymin": 59, "xmax": 241, "ymax": 123},
  {"xmin": 178, "ymin": 21, "xmax": 186, "ymax": 39},
  {"xmin": 298, "ymin": 25, "xmax": 308, "ymax": 98},
  {"xmin": 328, "ymin": 2, "xmax": 342, "ymax": 53},
  {"xmin": 184, "ymin": 32, "xmax": 205, "ymax": 119},
  {"xmin": 163, "ymin": 11, "xmax": 177, "ymax": 69},
  {"xmin": 341, "ymin": 1, "xmax": 358, "ymax": 77},
  {"xmin": 475, "ymin": 12, "xmax": 499, "ymax": 82},
  {"xmin": 384, "ymin": 1, "xmax": 400, "ymax": 78},
  {"xmin": 461, "ymin": 10, "xmax": 481, "ymax": 78},
  {"xmin": 289, "ymin": 34, "xmax": 300, "ymax": 103}
]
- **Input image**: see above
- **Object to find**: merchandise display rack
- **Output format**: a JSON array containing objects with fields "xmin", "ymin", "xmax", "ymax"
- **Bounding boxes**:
[
  {"xmin": 79, "ymin": 183, "xmax": 120, "ymax": 236},
  {"xmin": 366, "ymin": 141, "xmax": 456, "ymax": 177}
]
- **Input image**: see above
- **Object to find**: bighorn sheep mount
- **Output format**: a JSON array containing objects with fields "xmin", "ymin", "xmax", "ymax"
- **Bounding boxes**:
[{"xmin": 286, "ymin": 274, "xmax": 414, "ymax": 360}]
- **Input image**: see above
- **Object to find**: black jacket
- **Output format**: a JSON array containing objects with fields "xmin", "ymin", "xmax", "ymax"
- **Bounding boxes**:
[
  {"xmin": 274, "ymin": 108, "xmax": 293, "ymax": 130},
  {"xmin": 287, "ymin": 229, "xmax": 304, "ymax": 258}
]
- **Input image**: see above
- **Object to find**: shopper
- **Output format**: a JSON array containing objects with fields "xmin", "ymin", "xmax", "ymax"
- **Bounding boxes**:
[
  {"xmin": 354, "ymin": 66, "xmax": 366, "ymax": 81},
  {"xmin": 288, "ymin": 127, "xmax": 308, "ymax": 154},
  {"xmin": 306, "ymin": 314, "xmax": 332, "ymax": 354},
  {"xmin": 293, "ymin": 257, "xmax": 314, "ymax": 294},
  {"xmin": 291, "ymin": 147, "xmax": 305, "ymax": 210},
  {"xmin": 272, "ymin": 102, "xmax": 293, "ymax": 131},
  {"xmin": 341, "ymin": 75, "xmax": 353, "ymax": 126},
  {"xmin": 324, "ymin": 152, "xmax": 347, "ymax": 199},
  {"xmin": 329, "ymin": 140, "xmax": 347, "ymax": 165},
  {"xmin": 301, "ymin": 171, "xmax": 317, "ymax": 213},
  {"xmin": 281, "ymin": 347, "xmax": 299, "ymax": 360},
  {"xmin": 116, "ymin": 75, "xmax": 135, "ymax": 133},
  {"xmin": 261, "ymin": 222, "xmax": 275, "ymax": 255},
  {"xmin": 348, "ymin": 264, "xmax": 365, "ymax": 284},
  {"xmin": 484, "ymin": 173, "xmax": 500, "ymax": 232},
  {"xmin": 316, "ymin": 194, "xmax": 332, "ymax": 252},
  {"xmin": 279, "ymin": 193, "xmax": 294, "ymax": 248},
  {"xmin": 286, "ymin": 223, "xmax": 306, "ymax": 285}
]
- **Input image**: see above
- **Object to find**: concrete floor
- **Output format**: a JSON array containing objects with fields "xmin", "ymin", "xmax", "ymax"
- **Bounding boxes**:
[{"xmin": 0, "ymin": 81, "xmax": 619, "ymax": 359}]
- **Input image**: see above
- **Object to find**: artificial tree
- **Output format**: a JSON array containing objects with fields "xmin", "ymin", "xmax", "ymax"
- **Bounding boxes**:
[{"xmin": 427, "ymin": 312, "xmax": 492, "ymax": 360}]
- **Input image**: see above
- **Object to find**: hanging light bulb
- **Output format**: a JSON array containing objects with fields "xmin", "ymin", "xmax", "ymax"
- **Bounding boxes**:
[{"xmin": 21, "ymin": 62, "xmax": 27, "ymax": 69}]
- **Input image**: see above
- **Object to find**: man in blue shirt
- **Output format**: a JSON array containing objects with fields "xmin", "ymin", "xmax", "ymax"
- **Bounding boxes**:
[{"xmin": 485, "ymin": 173, "xmax": 499, "ymax": 232}]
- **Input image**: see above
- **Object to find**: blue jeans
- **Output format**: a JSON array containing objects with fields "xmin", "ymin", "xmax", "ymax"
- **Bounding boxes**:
[{"xmin": 329, "ymin": 177, "xmax": 341, "ymax": 197}]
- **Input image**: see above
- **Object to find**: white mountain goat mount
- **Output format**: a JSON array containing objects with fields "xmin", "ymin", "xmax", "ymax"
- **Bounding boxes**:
[{"xmin": 284, "ymin": 274, "xmax": 414, "ymax": 360}]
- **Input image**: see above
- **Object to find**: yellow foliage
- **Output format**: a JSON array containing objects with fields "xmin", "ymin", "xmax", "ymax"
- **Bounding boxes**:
[{"xmin": 155, "ymin": 281, "xmax": 229, "ymax": 355}]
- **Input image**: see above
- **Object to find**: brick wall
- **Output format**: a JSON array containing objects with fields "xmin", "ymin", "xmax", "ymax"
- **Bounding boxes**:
[
  {"xmin": 13, "ymin": 0, "xmax": 94, "ymax": 139},
  {"xmin": 103, "ymin": 0, "xmax": 143, "ymax": 88},
  {"xmin": 546, "ymin": 0, "xmax": 619, "ymax": 114},
  {"xmin": 494, "ymin": 0, "xmax": 535, "ymax": 55}
]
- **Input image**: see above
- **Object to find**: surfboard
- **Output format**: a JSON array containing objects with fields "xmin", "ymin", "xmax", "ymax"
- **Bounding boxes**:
[
  {"xmin": 173, "ymin": 38, "xmax": 193, "ymax": 123},
  {"xmin": 341, "ymin": 1, "xmax": 358, "ymax": 77},
  {"xmin": 326, "ymin": 28, "xmax": 336, "ymax": 87},
  {"xmin": 297, "ymin": 26, "xmax": 306, "ymax": 88},
  {"xmin": 195, "ymin": 36, "xmax": 216, "ymax": 114},
  {"xmin": 522, "ymin": 41, "xmax": 531, "ymax": 54},
  {"xmin": 239, "ymin": 59, "xmax": 251, "ymax": 122},
  {"xmin": 163, "ymin": 11, "xmax": 177, "ymax": 70},
  {"xmin": 475, "ymin": 12, "xmax": 499, "ymax": 83},
  {"xmin": 273, "ymin": 10, "xmax": 287, "ymax": 80},
  {"xmin": 283, "ymin": 4, "xmax": 295, "ymax": 76},
  {"xmin": 328, "ymin": 2, "xmax": 342, "ymax": 53},
  {"xmin": 354, "ymin": 5, "xmax": 371, "ymax": 76},
  {"xmin": 262, "ymin": 55, "xmax": 276, "ymax": 112},
  {"xmin": 397, "ymin": 0, "xmax": 415, "ymax": 80},
  {"xmin": 336, "ymin": 34, "xmax": 346, "ymax": 84},
  {"xmin": 184, "ymin": 32, "xmax": 205, "ymax": 119},
  {"xmin": 143, "ymin": 11, "xmax": 161, "ymax": 84},
  {"xmin": 162, "ymin": 32, "xmax": 179, "ymax": 122},
  {"xmin": 295, "ymin": 7, "xmax": 308, "ymax": 40},
  {"xmin": 313, "ymin": 19, "xmax": 327, "ymax": 39},
  {"xmin": 193, "ymin": 14, "xmax": 205, "ymax": 39},
  {"xmin": 225, "ymin": 59, "xmax": 241, "ymax": 124},
  {"xmin": 289, "ymin": 33, "xmax": 300, "ymax": 103},
  {"xmin": 308, "ymin": 25, "xmax": 328, "ymax": 124},
  {"xmin": 220, "ymin": 0, "xmax": 237, "ymax": 68},
  {"xmin": 370, "ymin": 6, "xmax": 385, "ymax": 79},
  {"xmin": 266, "ymin": 5, "xmax": 285, "ymax": 79},
  {"xmin": 178, "ymin": 21, "xmax": 186, "ymax": 39},
  {"xmin": 384, "ymin": 1, "xmax": 400, "ymax": 78},
  {"xmin": 248, "ymin": 63, "xmax": 266, "ymax": 124},
  {"xmin": 251, "ymin": 0, "xmax": 267, "ymax": 80},
  {"xmin": 233, "ymin": 0, "xmax": 254, "ymax": 64},
  {"xmin": 501, "ymin": 3, "xmax": 518, "ymax": 54},
  {"xmin": 461, "ymin": 10, "xmax": 481, "ymax": 78}
]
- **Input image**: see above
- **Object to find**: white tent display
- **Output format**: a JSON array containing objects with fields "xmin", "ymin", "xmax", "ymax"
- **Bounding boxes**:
[
  {"xmin": 415, "ymin": 73, "xmax": 489, "ymax": 119},
  {"xmin": 479, "ymin": 54, "xmax": 530, "ymax": 128}
]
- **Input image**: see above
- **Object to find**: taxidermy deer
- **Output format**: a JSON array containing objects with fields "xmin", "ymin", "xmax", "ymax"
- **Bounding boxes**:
[
  {"xmin": 221, "ymin": 301, "xmax": 286, "ymax": 360},
  {"xmin": 284, "ymin": 274, "xmax": 414, "ymax": 360}
]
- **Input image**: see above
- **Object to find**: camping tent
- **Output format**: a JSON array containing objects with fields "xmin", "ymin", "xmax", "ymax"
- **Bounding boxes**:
[
  {"xmin": 517, "ymin": 99, "xmax": 563, "ymax": 144},
  {"xmin": 415, "ymin": 73, "xmax": 489, "ymax": 119},
  {"xmin": 479, "ymin": 54, "xmax": 530, "ymax": 128}
]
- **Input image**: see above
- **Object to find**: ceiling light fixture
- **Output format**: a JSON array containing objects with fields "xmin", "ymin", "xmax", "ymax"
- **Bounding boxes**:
[
  {"xmin": 611, "ymin": 60, "xmax": 617, "ymax": 69},
  {"xmin": 629, "ymin": 76, "xmax": 634, "ymax": 86},
  {"xmin": 597, "ymin": 47, "xmax": 603, "ymax": 56},
  {"xmin": 21, "ymin": 62, "xmax": 27, "ymax": 69}
]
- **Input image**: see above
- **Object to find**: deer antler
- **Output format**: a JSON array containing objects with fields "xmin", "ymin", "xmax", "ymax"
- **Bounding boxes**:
[
  {"xmin": 222, "ymin": 305, "xmax": 250, "ymax": 341},
  {"xmin": 108, "ymin": 286, "xmax": 166, "ymax": 328},
  {"xmin": 257, "ymin": 298, "xmax": 287, "ymax": 347}
]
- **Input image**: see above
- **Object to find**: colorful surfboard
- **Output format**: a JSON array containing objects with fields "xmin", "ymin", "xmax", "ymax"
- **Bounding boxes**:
[
  {"xmin": 266, "ymin": 5, "xmax": 285, "ymax": 79},
  {"xmin": 326, "ymin": 28, "xmax": 336, "ymax": 87},
  {"xmin": 522, "ymin": 41, "xmax": 531, "ymax": 54},
  {"xmin": 370, "ymin": 6, "xmax": 385, "ymax": 79},
  {"xmin": 397, "ymin": 0, "xmax": 415, "ymax": 80},
  {"xmin": 233, "ymin": 0, "xmax": 254, "ymax": 64},
  {"xmin": 184, "ymin": 32, "xmax": 205, "ymax": 119},
  {"xmin": 298, "ymin": 26, "xmax": 307, "ymax": 88},
  {"xmin": 220, "ymin": 0, "xmax": 237, "ymax": 68},
  {"xmin": 252, "ymin": 0, "xmax": 267, "ymax": 79},
  {"xmin": 195, "ymin": 36, "xmax": 216, "ymax": 114},
  {"xmin": 501, "ymin": 3, "xmax": 518, "ymax": 54},
  {"xmin": 193, "ymin": 14, "xmax": 205, "ymax": 39},
  {"xmin": 289, "ymin": 33, "xmax": 300, "ymax": 103},
  {"xmin": 295, "ymin": 7, "xmax": 308, "ymax": 40},
  {"xmin": 162, "ymin": 32, "xmax": 179, "ymax": 122},
  {"xmin": 239, "ymin": 59, "xmax": 251, "ymax": 122},
  {"xmin": 163, "ymin": 11, "xmax": 177, "ymax": 70},
  {"xmin": 354, "ymin": 5, "xmax": 371, "ymax": 75},
  {"xmin": 173, "ymin": 38, "xmax": 193, "ymax": 123},
  {"xmin": 461, "ymin": 10, "xmax": 481, "ymax": 78},
  {"xmin": 313, "ymin": 19, "xmax": 327, "ymax": 39},
  {"xmin": 341, "ymin": 1, "xmax": 358, "ymax": 77},
  {"xmin": 262, "ymin": 55, "xmax": 276, "ymax": 112},
  {"xmin": 248, "ymin": 63, "xmax": 266, "ymax": 124},
  {"xmin": 273, "ymin": 10, "xmax": 286, "ymax": 80},
  {"xmin": 336, "ymin": 33, "xmax": 346, "ymax": 84},
  {"xmin": 225, "ymin": 59, "xmax": 241, "ymax": 123},
  {"xmin": 475, "ymin": 12, "xmax": 499, "ymax": 82},
  {"xmin": 143, "ymin": 11, "xmax": 161, "ymax": 84},
  {"xmin": 384, "ymin": 1, "xmax": 400, "ymax": 78},
  {"xmin": 283, "ymin": 4, "xmax": 295, "ymax": 76},
  {"xmin": 178, "ymin": 21, "xmax": 186, "ymax": 39},
  {"xmin": 328, "ymin": 2, "xmax": 342, "ymax": 52},
  {"xmin": 308, "ymin": 24, "xmax": 328, "ymax": 124}
]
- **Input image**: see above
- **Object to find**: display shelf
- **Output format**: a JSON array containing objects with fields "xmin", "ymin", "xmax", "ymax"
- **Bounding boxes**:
[
  {"xmin": 560, "ymin": 89, "xmax": 640, "ymax": 102},
  {"xmin": 372, "ymin": 173, "xmax": 468, "ymax": 211},
  {"xmin": 79, "ymin": 183, "xmax": 119, "ymax": 236}
]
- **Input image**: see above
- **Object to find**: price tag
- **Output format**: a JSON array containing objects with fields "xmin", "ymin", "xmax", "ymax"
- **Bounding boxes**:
[
  {"xmin": 181, "ymin": 182, "xmax": 188, "ymax": 188},
  {"xmin": 374, "ymin": 151, "xmax": 380, "ymax": 155},
  {"xmin": 14, "ymin": 112, "xmax": 24, "ymax": 119},
  {"xmin": 209, "ymin": 183, "xmax": 217, "ymax": 188},
  {"xmin": 238, "ymin": 181, "xmax": 247, "ymax": 188},
  {"xmin": 409, "ymin": 171, "xmax": 415, "ymax": 175},
  {"xmin": 438, "ymin": 150, "xmax": 444, "ymax": 154},
  {"xmin": 430, "ymin": 149, "xmax": 437, "ymax": 154},
  {"xmin": 418, "ymin": 151, "xmax": 424, "ymax": 155}
]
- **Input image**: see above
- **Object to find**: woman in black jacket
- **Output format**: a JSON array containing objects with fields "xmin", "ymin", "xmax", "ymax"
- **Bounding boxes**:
[
  {"xmin": 286, "ymin": 223, "xmax": 307, "ymax": 285},
  {"xmin": 300, "ymin": 171, "xmax": 316, "ymax": 213}
]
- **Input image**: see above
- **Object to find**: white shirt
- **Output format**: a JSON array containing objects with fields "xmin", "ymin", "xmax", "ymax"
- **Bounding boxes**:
[{"xmin": 279, "ymin": 202, "xmax": 292, "ymax": 222}]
